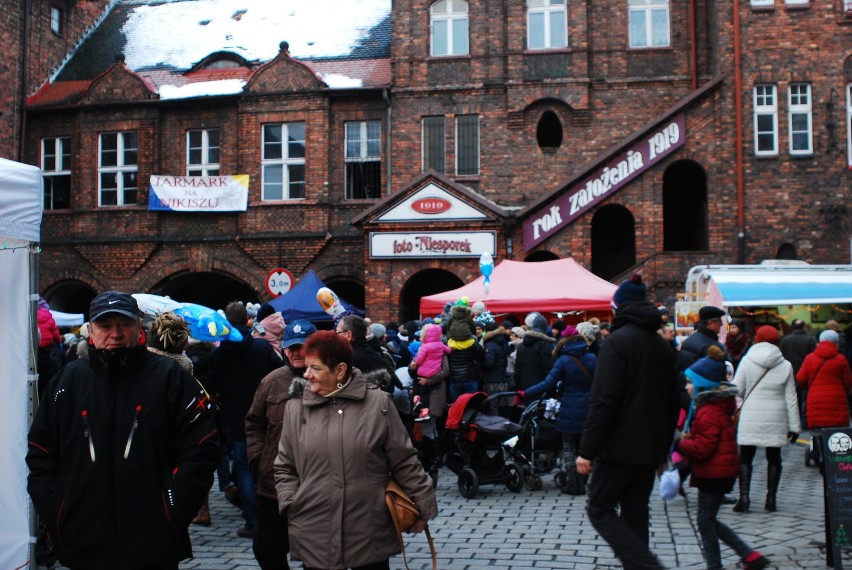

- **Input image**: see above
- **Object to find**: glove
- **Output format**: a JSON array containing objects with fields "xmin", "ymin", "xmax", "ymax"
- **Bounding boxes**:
[
  {"xmin": 513, "ymin": 391, "xmax": 525, "ymax": 406},
  {"xmin": 788, "ymin": 432, "xmax": 799, "ymax": 443}
]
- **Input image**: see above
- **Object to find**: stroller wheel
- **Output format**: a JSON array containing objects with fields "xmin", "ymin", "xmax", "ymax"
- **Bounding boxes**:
[
  {"xmin": 526, "ymin": 474, "xmax": 543, "ymax": 491},
  {"xmin": 553, "ymin": 470, "xmax": 567, "ymax": 489},
  {"xmin": 458, "ymin": 468, "xmax": 479, "ymax": 499},
  {"xmin": 805, "ymin": 445, "xmax": 812, "ymax": 467},
  {"xmin": 505, "ymin": 462, "xmax": 525, "ymax": 492}
]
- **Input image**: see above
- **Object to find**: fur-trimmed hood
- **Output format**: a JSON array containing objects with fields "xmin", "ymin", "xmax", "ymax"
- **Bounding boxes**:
[{"xmin": 522, "ymin": 329, "xmax": 555, "ymax": 346}]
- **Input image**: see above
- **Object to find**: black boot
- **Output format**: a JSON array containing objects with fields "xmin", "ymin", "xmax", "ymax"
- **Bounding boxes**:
[
  {"xmin": 733, "ymin": 464, "xmax": 752, "ymax": 513},
  {"xmin": 765, "ymin": 464, "xmax": 782, "ymax": 512}
]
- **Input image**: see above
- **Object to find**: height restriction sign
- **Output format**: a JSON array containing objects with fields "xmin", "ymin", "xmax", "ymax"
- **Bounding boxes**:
[{"xmin": 266, "ymin": 268, "xmax": 294, "ymax": 297}]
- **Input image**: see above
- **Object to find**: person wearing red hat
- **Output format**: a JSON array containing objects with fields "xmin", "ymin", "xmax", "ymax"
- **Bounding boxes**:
[{"xmin": 731, "ymin": 325, "xmax": 801, "ymax": 514}]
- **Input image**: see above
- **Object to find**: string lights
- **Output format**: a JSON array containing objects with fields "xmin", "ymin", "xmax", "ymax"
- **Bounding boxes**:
[{"xmin": 0, "ymin": 244, "xmax": 40, "ymax": 253}]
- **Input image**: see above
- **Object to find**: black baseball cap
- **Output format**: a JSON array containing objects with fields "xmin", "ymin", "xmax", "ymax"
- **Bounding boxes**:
[{"xmin": 90, "ymin": 291, "xmax": 143, "ymax": 322}]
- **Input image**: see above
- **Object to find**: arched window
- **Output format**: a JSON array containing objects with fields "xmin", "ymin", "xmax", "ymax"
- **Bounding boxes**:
[
  {"xmin": 591, "ymin": 205, "xmax": 636, "ymax": 281},
  {"xmin": 431, "ymin": 0, "xmax": 469, "ymax": 56},
  {"xmin": 776, "ymin": 243, "xmax": 798, "ymax": 260},
  {"xmin": 536, "ymin": 111, "xmax": 563, "ymax": 150},
  {"xmin": 662, "ymin": 160, "xmax": 708, "ymax": 251},
  {"xmin": 527, "ymin": 0, "xmax": 567, "ymax": 50},
  {"xmin": 524, "ymin": 250, "xmax": 559, "ymax": 262}
]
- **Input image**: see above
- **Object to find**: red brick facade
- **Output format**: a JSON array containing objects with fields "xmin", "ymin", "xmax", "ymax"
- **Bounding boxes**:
[{"xmin": 11, "ymin": 0, "xmax": 852, "ymax": 322}]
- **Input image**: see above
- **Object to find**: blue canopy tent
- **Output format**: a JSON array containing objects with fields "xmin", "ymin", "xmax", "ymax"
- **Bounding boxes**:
[{"xmin": 268, "ymin": 270, "xmax": 364, "ymax": 322}]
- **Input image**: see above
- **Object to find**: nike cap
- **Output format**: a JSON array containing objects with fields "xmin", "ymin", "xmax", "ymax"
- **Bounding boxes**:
[{"xmin": 89, "ymin": 291, "xmax": 143, "ymax": 322}]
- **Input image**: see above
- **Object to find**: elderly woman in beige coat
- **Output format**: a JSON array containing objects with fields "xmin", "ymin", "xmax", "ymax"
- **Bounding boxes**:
[{"xmin": 274, "ymin": 330, "xmax": 437, "ymax": 570}]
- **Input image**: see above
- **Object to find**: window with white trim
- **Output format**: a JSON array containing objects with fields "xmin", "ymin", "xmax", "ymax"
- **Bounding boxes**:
[
  {"xmin": 750, "ymin": 0, "xmax": 773, "ymax": 6},
  {"xmin": 431, "ymin": 0, "xmax": 469, "ymax": 56},
  {"xmin": 455, "ymin": 115, "xmax": 479, "ymax": 176},
  {"xmin": 98, "ymin": 132, "xmax": 138, "ymax": 206},
  {"xmin": 628, "ymin": 0, "xmax": 670, "ymax": 48},
  {"xmin": 187, "ymin": 129, "xmax": 220, "ymax": 176},
  {"xmin": 788, "ymin": 83, "xmax": 812, "ymax": 155},
  {"xmin": 42, "ymin": 137, "xmax": 71, "ymax": 210},
  {"xmin": 753, "ymin": 85, "xmax": 778, "ymax": 156},
  {"xmin": 422, "ymin": 116, "xmax": 446, "ymax": 173},
  {"xmin": 527, "ymin": 0, "xmax": 567, "ymax": 50},
  {"xmin": 785, "ymin": 0, "xmax": 809, "ymax": 6},
  {"xmin": 344, "ymin": 120, "xmax": 381, "ymax": 199},
  {"xmin": 262, "ymin": 123, "xmax": 305, "ymax": 200},
  {"xmin": 50, "ymin": 7, "xmax": 62, "ymax": 35},
  {"xmin": 846, "ymin": 0, "xmax": 852, "ymax": 15}
]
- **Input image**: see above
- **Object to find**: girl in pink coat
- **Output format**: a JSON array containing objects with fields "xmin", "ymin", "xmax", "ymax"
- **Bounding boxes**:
[{"xmin": 410, "ymin": 323, "xmax": 450, "ymax": 421}]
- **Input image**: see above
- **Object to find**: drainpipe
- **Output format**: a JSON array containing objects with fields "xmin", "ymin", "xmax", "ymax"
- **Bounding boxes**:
[
  {"xmin": 689, "ymin": 0, "xmax": 698, "ymax": 90},
  {"xmin": 383, "ymin": 88, "xmax": 392, "ymax": 195},
  {"xmin": 18, "ymin": 0, "xmax": 32, "ymax": 162},
  {"xmin": 733, "ymin": 0, "xmax": 746, "ymax": 263}
]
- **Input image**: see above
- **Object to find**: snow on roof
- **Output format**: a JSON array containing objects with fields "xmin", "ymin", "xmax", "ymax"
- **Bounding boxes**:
[
  {"xmin": 158, "ymin": 78, "xmax": 248, "ymax": 99},
  {"xmin": 122, "ymin": 0, "xmax": 390, "ymax": 71}
]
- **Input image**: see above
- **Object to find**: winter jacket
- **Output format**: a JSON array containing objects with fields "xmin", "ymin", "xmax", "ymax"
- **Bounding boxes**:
[
  {"xmin": 251, "ymin": 312, "xmax": 285, "ymax": 358},
  {"xmin": 245, "ymin": 364, "xmax": 302, "ymax": 500},
  {"xmin": 408, "ymin": 354, "xmax": 449, "ymax": 419},
  {"xmin": 38, "ymin": 307, "xmax": 61, "ymax": 348},
  {"xmin": 733, "ymin": 342, "xmax": 801, "ymax": 448},
  {"xmin": 779, "ymin": 328, "xmax": 817, "ymax": 375},
  {"xmin": 725, "ymin": 331, "xmax": 751, "ymax": 369},
  {"xmin": 26, "ymin": 344, "xmax": 219, "ymax": 569},
  {"xmin": 413, "ymin": 324, "xmax": 451, "ymax": 377},
  {"xmin": 513, "ymin": 329, "xmax": 556, "ymax": 392},
  {"xmin": 678, "ymin": 325, "xmax": 729, "ymax": 371},
  {"xmin": 447, "ymin": 337, "xmax": 485, "ymax": 385},
  {"xmin": 676, "ymin": 384, "xmax": 739, "ymax": 493},
  {"xmin": 480, "ymin": 327, "xmax": 509, "ymax": 387},
  {"xmin": 385, "ymin": 329, "xmax": 412, "ymax": 367},
  {"xmin": 209, "ymin": 328, "xmax": 283, "ymax": 441},
  {"xmin": 579, "ymin": 298, "xmax": 680, "ymax": 466},
  {"xmin": 523, "ymin": 337, "xmax": 596, "ymax": 434},
  {"xmin": 797, "ymin": 341, "xmax": 852, "ymax": 429},
  {"xmin": 447, "ymin": 305, "xmax": 476, "ymax": 341},
  {"xmin": 352, "ymin": 337, "xmax": 397, "ymax": 392},
  {"xmin": 273, "ymin": 370, "xmax": 438, "ymax": 569}
]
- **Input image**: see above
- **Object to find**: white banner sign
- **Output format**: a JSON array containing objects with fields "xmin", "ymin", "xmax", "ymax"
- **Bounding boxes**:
[
  {"xmin": 370, "ymin": 231, "xmax": 496, "ymax": 259},
  {"xmin": 148, "ymin": 175, "xmax": 249, "ymax": 212}
]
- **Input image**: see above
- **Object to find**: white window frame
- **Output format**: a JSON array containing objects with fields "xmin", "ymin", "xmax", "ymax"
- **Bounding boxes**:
[
  {"xmin": 753, "ymin": 84, "xmax": 778, "ymax": 156},
  {"xmin": 344, "ymin": 120, "xmax": 382, "ymax": 199},
  {"xmin": 98, "ymin": 131, "xmax": 138, "ymax": 207},
  {"xmin": 788, "ymin": 83, "xmax": 813, "ymax": 155},
  {"xmin": 41, "ymin": 136, "xmax": 71, "ymax": 210},
  {"xmin": 261, "ymin": 122, "xmax": 306, "ymax": 201},
  {"xmin": 186, "ymin": 129, "xmax": 220, "ymax": 176},
  {"xmin": 50, "ymin": 7, "xmax": 62, "ymax": 35},
  {"xmin": 527, "ymin": 0, "xmax": 568, "ymax": 50},
  {"xmin": 430, "ymin": 0, "xmax": 469, "ymax": 56},
  {"xmin": 784, "ymin": 0, "xmax": 809, "ymax": 6},
  {"xmin": 455, "ymin": 115, "xmax": 480, "ymax": 176},
  {"xmin": 628, "ymin": 0, "xmax": 670, "ymax": 49},
  {"xmin": 750, "ymin": 0, "xmax": 773, "ymax": 6}
]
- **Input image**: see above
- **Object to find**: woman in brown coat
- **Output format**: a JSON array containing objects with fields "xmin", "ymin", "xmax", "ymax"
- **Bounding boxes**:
[{"xmin": 274, "ymin": 330, "xmax": 437, "ymax": 570}]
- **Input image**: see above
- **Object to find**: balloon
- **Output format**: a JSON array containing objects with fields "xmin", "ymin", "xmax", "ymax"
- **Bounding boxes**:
[
  {"xmin": 132, "ymin": 293, "xmax": 183, "ymax": 318},
  {"xmin": 317, "ymin": 286, "xmax": 348, "ymax": 318},
  {"xmin": 479, "ymin": 252, "xmax": 494, "ymax": 296},
  {"xmin": 173, "ymin": 303, "xmax": 242, "ymax": 342}
]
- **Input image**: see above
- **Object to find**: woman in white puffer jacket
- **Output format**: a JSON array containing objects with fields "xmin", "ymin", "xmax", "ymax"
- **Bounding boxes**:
[{"xmin": 732, "ymin": 325, "xmax": 801, "ymax": 514}]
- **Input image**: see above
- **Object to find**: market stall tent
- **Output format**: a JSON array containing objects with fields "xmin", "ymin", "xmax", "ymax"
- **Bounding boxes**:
[
  {"xmin": 268, "ymin": 270, "xmax": 364, "ymax": 322},
  {"xmin": 419, "ymin": 258, "xmax": 617, "ymax": 316},
  {"xmin": 0, "ymin": 157, "xmax": 43, "ymax": 569}
]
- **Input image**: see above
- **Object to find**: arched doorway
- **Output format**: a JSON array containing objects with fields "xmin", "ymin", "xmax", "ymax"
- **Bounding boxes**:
[
  {"xmin": 663, "ymin": 160, "xmax": 708, "ymax": 251},
  {"xmin": 524, "ymin": 250, "xmax": 559, "ymax": 262},
  {"xmin": 776, "ymin": 243, "xmax": 797, "ymax": 260},
  {"xmin": 591, "ymin": 204, "xmax": 636, "ymax": 281},
  {"xmin": 399, "ymin": 268, "xmax": 464, "ymax": 322},
  {"xmin": 44, "ymin": 280, "xmax": 97, "ymax": 317},
  {"xmin": 324, "ymin": 278, "xmax": 365, "ymax": 311},
  {"xmin": 153, "ymin": 271, "xmax": 259, "ymax": 310}
]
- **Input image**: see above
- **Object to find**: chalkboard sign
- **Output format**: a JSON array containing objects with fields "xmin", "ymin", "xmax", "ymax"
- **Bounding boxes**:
[{"xmin": 823, "ymin": 428, "xmax": 852, "ymax": 569}]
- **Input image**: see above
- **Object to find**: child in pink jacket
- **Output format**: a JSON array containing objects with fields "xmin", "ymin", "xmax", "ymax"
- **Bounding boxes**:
[{"xmin": 410, "ymin": 323, "xmax": 450, "ymax": 421}]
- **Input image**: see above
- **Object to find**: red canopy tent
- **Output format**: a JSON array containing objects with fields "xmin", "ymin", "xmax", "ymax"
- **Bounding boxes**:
[{"xmin": 419, "ymin": 258, "xmax": 617, "ymax": 316}]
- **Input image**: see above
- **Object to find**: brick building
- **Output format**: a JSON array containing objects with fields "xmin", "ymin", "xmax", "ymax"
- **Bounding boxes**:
[{"xmin": 9, "ymin": 0, "xmax": 852, "ymax": 322}]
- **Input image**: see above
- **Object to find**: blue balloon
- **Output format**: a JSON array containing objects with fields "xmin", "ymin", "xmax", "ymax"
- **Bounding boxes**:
[{"xmin": 174, "ymin": 303, "xmax": 242, "ymax": 342}]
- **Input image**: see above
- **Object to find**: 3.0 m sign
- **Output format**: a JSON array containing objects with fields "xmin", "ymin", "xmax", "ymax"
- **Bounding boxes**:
[{"xmin": 523, "ymin": 113, "xmax": 686, "ymax": 249}]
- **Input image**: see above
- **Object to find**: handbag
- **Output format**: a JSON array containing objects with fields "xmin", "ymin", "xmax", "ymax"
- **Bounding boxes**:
[{"xmin": 385, "ymin": 478, "xmax": 437, "ymax": 570}]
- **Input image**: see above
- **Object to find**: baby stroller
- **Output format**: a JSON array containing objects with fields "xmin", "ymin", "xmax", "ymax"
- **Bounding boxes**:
[
  {"xmin": 511, "ymin": 397, "xmax": 564, "ymax": 491},
  {"xmin": 439, "ymin": 392, "xmax": 527, "ymax": 498}
]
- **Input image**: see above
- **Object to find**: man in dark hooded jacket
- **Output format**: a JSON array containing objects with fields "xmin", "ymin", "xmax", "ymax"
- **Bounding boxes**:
[
  {"xmin": 514, "ymin": 312, "xmax": 556, "ymax": 403},
  {"xmin": 577, "ymin": 275, "xmax": 680, "ymax": 570},
  {"xmin": 678, "ymin": 305, "xmax": 730, "ymax": 370}
]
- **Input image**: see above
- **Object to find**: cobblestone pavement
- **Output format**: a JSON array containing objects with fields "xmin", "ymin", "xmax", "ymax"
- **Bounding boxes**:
[{"xmin": 44, "ymin": 431, "xmax": 847, "ymax": 569}]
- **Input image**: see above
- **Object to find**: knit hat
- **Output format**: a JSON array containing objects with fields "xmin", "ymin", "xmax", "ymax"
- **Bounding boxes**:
[
  {"xmin": 575, "ymin": 322, "xmax": 599, "ymax": 344},
  {"xmin": 730, "ymin": 318, "xmax": 745, "ymax": 330},
  {"xmin": 754, "ymin": 325, "xmax": 780, "ymax": 345},
  {"xmin": 510, "ymin": 326, "xmax": 525, "ymax": 338},
  {"xmin": 684, "ymin": 345, "xmax": 728, "ymax": 395},
  {"xmin": 472, "ymin": 300, "xmax": 487, "ymax": 316},
  {"xmin": 526, "ymin": 313, "xmax": 548, "ymax": 333},
  {"xmin": 612, "ymin": 274, "xmax": 647, "ymax": 309},
  {"xmin": 698, "ymin": 306, "xmax": 726, "ymax": 321},
  {"xmin": 820, "ymin": 329, "xmax": 840, "ymax": 344},
  {"xmin": 369, "ymin": 323, "xmax": 387, "ymax": 340},
  {"xmin": 561, "ymin": 324, "xmax": 579, "ymax": 338}
]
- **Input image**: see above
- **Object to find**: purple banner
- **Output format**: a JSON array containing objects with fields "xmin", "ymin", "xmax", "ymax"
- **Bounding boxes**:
[{"xmin": 523, "ymin": 113, "xmax": 686, "ymax": 249}]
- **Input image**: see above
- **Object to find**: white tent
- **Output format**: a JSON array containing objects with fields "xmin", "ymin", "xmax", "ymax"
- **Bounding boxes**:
[{"xmin": 0, "ymin": 157, "xmax": 43, "ymax": 569}]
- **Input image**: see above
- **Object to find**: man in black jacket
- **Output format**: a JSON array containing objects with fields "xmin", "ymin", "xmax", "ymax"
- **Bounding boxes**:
[
  {"xmin": 27, "ymin": 291, "xmax": 219, "ymax": 570},
  {"xmin": 336, "ymin": 315, "xmax": 396, "ymax": 391},
  {"xmin": 678, "ymin": 305, "xmax": 730, "ymax": 370},
  {"xmin": 577, "ymin": 276, "xmax": 680, "ymax": 569}
]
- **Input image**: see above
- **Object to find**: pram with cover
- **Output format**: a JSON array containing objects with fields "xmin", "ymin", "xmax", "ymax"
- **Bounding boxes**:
[{"xmin": 440, "ymin": 392, "xmax": 527, "ymax": 498}]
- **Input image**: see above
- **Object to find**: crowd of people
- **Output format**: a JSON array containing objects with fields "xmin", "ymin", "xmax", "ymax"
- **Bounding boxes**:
[{"xmin": 26, "ymin": 285, "xmax": 852, "ymax": 570}]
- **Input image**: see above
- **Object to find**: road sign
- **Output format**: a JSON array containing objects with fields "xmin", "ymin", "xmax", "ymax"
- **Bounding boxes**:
[{"xmin": 266, "ymin": 268, "xmax": 294, "ymax": 298}]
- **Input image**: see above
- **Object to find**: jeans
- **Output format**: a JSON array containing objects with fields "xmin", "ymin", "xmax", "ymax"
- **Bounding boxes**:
[
  {"xmin": 697, "ymin": 490, "xmax": 753, "ymax": 570},
  {"xmin": 586, "ymin": 460, "xmax": 664, "ymax": 569},
  {"xmin": 448, "ymin": 380, "xmax": 477, "ymax": 403},
  {"xmin": 253, "ymin": 496, "xmax": 289, "ymax": 570},
  {"xmin": 231, "ymin": 440, "xmax": 259, "ymax": 528}
]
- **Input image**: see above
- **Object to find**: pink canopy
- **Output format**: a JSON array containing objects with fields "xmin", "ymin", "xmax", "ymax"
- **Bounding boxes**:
[{"xmin": 420, "ymin": 258, "xmax": 618, "ymax": 316}]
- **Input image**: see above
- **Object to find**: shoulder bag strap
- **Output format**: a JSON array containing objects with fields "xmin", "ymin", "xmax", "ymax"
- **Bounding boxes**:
[{"xmin": 569, "ymin": 355, "xmax": 592, "ymax": 379}]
